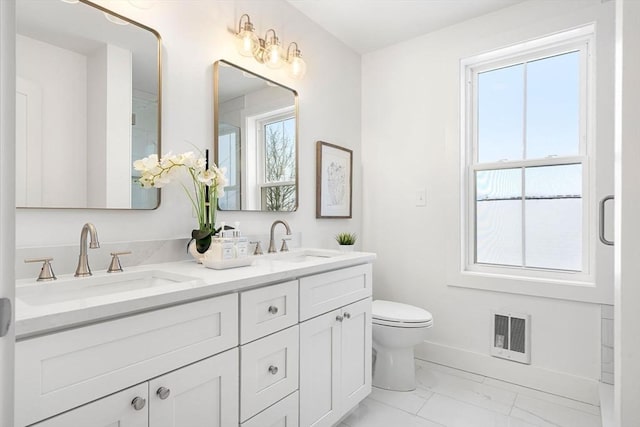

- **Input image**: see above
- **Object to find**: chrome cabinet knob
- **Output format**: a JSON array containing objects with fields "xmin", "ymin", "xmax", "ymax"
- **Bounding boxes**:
[
  {"xmin": 336, "ymin": 315, "xmax": 344, "ymax": 322},
  {"xmin": 156, "ymin": 387, "xmax": 170, "ymax": 400},
  {"xmin": 268, "ymin": 365, "xmax": 279, "ymax": 375},
  {"xmin": 131, "ymin": 396, "xmax": 146, "ymax": 411},
  {"xmin": 343, "ymin": 312, "xmax": 351, "ymax": 319},
  {"xmin": 268, "ymin": 305, "xmax": 279, "ymax": 315}
]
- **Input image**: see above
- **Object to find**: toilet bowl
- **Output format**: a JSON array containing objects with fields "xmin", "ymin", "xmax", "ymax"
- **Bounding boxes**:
[{"xmin": 372, "ymin": 300, "xmax": 433, "ymax": 391}]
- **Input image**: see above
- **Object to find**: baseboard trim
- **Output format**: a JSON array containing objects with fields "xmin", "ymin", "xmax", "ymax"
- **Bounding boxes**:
[{"xmin": 415, "ymin": 341, "xmax": 599, "ymax": 405}]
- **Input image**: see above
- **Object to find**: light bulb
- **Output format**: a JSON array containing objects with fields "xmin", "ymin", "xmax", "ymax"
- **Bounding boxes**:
[
  {"xmin": 288, "ymin": 55, "xmax": 307, "ymax": 79},
  {"xmin": 235, "ymin": 18, "xmax": 260, "ymax": 58},
  {"xmin": 236, "ymin": 30, "xmax": 259, "ymax": 57},
  {"xmin": 264, "ymin": 43, "xmax": 283, "ymax": 69}
]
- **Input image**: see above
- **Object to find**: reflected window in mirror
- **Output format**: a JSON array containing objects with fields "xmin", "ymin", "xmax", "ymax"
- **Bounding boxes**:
[
  {"xmin": 258, "ymin": 111, "xmax": 296, "ymax": 211},
  {"xmin": 214, "ymin": 60, "xmax": 298, "ymax": 212}
]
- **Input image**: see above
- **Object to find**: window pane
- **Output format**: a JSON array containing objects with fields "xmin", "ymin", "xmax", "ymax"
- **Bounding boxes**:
[
  {"xmin": 526, "ymin": 51, "xmax": 580, "ymax": 159},
  {"xmin": 264, "ymin": 117, "xmax": 296, "ymax": 183},
  {"xmin": 525, "ymin": 164, "xmax": 582, "ymax": 270},
  {"xmin": 476, "ymin": 169, "xmax": 522, "ymax": 266},
  {"xmin": 478, "ymin": 64, "xmax": 524, "ymax": 163},
  {"xmin": 261, "ymin": 185, "xmax": 296, "ymax": 211}
]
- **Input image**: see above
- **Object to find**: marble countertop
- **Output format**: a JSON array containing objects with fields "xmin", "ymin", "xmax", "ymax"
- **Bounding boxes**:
[{"xmin": 15, "ymin": 248, "xmax": 376, "ymax": 339}]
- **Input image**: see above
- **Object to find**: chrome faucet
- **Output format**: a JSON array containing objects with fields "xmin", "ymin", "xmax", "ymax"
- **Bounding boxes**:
[
  {"xmin": 268, "ymin": 220, "xmax": 292, "ymax": 253},
  {"xmin": 75, "ymin": 223, "xmax": 100, "ymax": 277}
]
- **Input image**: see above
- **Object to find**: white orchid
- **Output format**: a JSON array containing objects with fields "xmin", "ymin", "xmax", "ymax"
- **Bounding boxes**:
[{"xmin": 134, "ymin": 150, "xmax": 226, "ymax": 232}]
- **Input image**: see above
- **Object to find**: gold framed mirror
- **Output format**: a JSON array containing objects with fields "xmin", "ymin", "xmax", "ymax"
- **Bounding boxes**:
[
  {"xmin": 16, "ymin": 0, "xmax": 161, "ymax": 209},
  {"xmin": 214, "ymin": 60, "xmax": 298, "ymax": 212}
]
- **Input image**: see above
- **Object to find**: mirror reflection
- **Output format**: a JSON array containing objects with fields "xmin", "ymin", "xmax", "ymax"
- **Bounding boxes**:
[
  {"xmin": 214, "ymin": 60, "xmax": 298, "ymax": 211},
  {"xmin": 16, "ymin": 0, "xmax": 161, "ymax": 209}
]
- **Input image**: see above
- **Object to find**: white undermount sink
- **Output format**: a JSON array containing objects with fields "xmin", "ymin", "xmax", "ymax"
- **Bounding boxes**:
[
  {"xmin": 269, "ymin": 248, "xmax": 344, "ymax": 263},
  {"xmin": 17, "ymin": 270, "xmax": 202, "ymax": 306}
]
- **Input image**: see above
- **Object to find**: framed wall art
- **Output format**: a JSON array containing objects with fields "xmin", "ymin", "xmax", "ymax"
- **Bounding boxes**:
[{"xmin": 316, "ymin": 141, "xmax": 352, "ymax": 218}]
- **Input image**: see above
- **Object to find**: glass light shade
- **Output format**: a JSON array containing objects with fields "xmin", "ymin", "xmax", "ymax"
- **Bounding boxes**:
[
  {"xmin": 104, "ymin": 12, "xmax": 129, "ymax": 25},
  {"xmin": 264, "ymin": 43, "xmax": 284, "ymax": 69},
  {"xmin": 288, "ymin": 55, "xmax": 307, "ymax": 79},
  {"xmin": 236, "ymin": 29, "xmax": 260, "ymax": 57}
]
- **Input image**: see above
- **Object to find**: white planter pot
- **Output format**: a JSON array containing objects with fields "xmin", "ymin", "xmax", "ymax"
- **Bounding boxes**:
[{"xmin": 338, "ymin": 244, "xmax": 355, "ymax": 252}]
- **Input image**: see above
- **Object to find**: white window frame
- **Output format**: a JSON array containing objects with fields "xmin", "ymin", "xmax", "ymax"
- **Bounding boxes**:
[
  {"xmin": 458, "ymin": 25, "xmax": 599, "ymax": 296},
  {"xmin": 245, "ymin": 106, "xmax": 295, "ymax": 209}
]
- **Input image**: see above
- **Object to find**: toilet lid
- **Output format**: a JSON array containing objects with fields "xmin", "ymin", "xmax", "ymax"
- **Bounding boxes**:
[{"xmin": 372, "ymin": 300, "xmax": 433, "ymax": 324}]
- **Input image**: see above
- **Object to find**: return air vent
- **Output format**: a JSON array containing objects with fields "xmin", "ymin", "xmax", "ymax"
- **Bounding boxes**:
[{"xmin": 491, "ymin": 311, "xmax": 531, "ymax": 364}]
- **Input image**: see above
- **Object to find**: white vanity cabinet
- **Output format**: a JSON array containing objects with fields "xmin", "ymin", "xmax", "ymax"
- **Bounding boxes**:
[
  {"xmin": 299, "ymin": 264, "xmax": 373, "ymax": 427},
  {"xmin": 16, "ymin": 293, "xmax": 239, "ymax": 427},
  {"xmin": 15, "ymin": 258, "xmax": 375, "ymax": 427},
  {"xmin": 32, "ymin": 349, "xmax": 239, "ymax": 427}
]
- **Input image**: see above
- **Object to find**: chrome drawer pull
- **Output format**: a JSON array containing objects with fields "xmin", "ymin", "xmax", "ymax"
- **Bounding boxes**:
[
  {"xmin": 268, "ymin": 305, "xmax": 279, "ymax": 315},
  {"xmin": 156, "ymin": 387, "xmax": 171, "ymax": 400},
  {"xmin": 268, "ymin": 365, "xmax": 279, "ymax": 375},
  {"xmin": 343, "ymin": 312, "xmax": 351, "ymax": 319},
  {"xmin": 336, "ymin": 315, "xmax": 344, "ymax": 322},
  {"xmin": 131, "ymin": 396, "xmax": 146, "ymax": 410}
]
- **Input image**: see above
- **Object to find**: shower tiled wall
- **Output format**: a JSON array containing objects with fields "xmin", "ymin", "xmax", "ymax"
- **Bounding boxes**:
[{"xmin": 601, "ymin": 304, "xmax": 614, "ymax": 385}]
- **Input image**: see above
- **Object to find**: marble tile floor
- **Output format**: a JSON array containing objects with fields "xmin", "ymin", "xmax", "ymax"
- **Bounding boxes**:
[{"xmin": 338, "ymin": 359, "xmax": 602, "ymax": 427}]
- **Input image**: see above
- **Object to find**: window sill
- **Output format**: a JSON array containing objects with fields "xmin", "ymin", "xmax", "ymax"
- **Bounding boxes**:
[{"xmin": 449, "ymin": 270, "xmax": 612, "ymax": 304}]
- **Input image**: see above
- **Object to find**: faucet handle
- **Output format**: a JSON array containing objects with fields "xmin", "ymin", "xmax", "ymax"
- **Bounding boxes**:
[
  {"xmin": 250, "ymin": 241, "xmax": 263, "ymax": 256},
  {"xmin": 280, "ymin": 237, "xmax": 292, "ymax": 252},
  {"xmin": 107, "ymin": 251, "xmax": 132, "ymax": 273},
  {"xmin": 24, "ymin": 257, "xmax": 57, "ymax": 282}
]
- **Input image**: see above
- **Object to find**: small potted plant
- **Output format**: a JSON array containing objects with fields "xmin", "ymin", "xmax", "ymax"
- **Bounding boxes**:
[{"xmin": 335, "ymin": 232, "xmax": 357, "ymax": 252}]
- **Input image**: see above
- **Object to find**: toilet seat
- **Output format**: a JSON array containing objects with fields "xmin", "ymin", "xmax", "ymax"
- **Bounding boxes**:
[{"xmin": 372, "ymin": 300, "xmax": 433, "ymax": 328}]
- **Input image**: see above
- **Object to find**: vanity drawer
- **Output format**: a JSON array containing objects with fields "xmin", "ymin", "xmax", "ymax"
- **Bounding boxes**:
[
  {"xmin": 241, "ymin": 391, "xmax": 299, "ymax": 427},
  {"xmin": 15, "ymin": 293, "xmax": 238, "ymax": 427},
  {"xmin": 240, "ymin": 325, "xmax": 299, "ymax": 422},
  {"xmin": 240, "ymin": 280, "xmax": 299, "ymax": 344},
  {"xmin": 299, "ymin": 264, "xmax": 372, "ymax": 321}
]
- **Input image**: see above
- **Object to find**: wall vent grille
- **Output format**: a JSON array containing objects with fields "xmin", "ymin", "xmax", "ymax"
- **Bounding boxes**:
[{"xmin": 491, "ymin": 311, "xmax": 531, "ymax": 364}]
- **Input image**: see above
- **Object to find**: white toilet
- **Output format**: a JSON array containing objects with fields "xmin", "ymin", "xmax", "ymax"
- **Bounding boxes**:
[{"xmin": 372, "ymin": 300, "xmax": 433, "ymax": 391}]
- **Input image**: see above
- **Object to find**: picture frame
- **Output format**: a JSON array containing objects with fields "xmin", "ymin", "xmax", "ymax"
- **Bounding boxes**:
[{"xmin": 316, "ymin": 141, "xmax": 353, "ymax": 218}]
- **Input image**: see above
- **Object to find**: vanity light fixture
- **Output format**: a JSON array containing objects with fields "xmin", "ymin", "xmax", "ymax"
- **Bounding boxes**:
[
  {"xmin": 235, "ymin": 14, "xmax": 260, "ymax": 58},
  {"xmin": 286, "ymin": 42, "xmax": 307, "ymax": 79},
  {"xmin": 235, "ymin": 13, "xmax": 307, "ymax": 79}
]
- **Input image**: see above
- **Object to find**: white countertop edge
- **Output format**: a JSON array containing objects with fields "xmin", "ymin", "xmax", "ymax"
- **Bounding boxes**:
[{"xmin": 15, "ymin": 249, "xmax": 376, "ymax": 339}]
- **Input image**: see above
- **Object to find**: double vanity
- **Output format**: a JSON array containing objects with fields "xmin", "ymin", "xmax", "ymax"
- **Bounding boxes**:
[{"xmin": 14, "ymin": 249, "xmax": 375, "ymax": 427}]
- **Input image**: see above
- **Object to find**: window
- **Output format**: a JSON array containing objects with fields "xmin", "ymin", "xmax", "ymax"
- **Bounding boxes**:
[
  {"xmin": 462, "ymin": 27, "xmax": 593, "ymax": 280},
  {"xmin": 257, "ymin": 112, "xmax": 296, "ymax": 211}
]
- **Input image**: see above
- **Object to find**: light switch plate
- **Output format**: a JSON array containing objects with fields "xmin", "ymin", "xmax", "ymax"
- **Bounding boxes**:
[{"xmin": 415, "ymin": 189, "xmax": 426, "ymax": 207}]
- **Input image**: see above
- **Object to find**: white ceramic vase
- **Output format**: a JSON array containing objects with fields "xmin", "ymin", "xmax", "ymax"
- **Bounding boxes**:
[
  {"xmin": 188, "ymin": 240, "xmax": 205, "ymax": 263},
  {"xmin": 338, "ymin": 244, "xmax": 355, "ymax": 252}
]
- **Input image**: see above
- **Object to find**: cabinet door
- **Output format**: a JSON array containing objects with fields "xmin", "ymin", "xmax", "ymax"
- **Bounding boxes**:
[
  {"xmin": 340, "ymin": 298, "xmax": 372, "ymax": 412},
  {"xmin": 299, "ymin": 309, "xmax": 341, "ymax": 427},
  {"xmin": 149, "ymin": 348, "xmax": 239, "ymax": 427},
  {"xmin": 32, "ymin": 383, "xmax": 148, "ymax": 427}
]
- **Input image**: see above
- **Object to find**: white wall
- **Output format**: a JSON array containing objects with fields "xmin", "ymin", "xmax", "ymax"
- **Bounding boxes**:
[
  {"xmin": 87, "ymin": 44, "xmax": 133, "ymax": 208},
  {"xmin": 362, "ymin": 0, "xmax": 613, "ymax": 404},
  {"xmin": 614, "ymin": 0, "xmax": 640, "ymax": 424},
  {"xmin": 15, "ymin": 1, "xmax": 361, "ymax": 262},
  {"xmin": 16, "ymin": 35, "xmax": 87, "ymax": 207},
  {"xmin": 0, "ymin": 1, "xmax": 16, "ymax": 424}
]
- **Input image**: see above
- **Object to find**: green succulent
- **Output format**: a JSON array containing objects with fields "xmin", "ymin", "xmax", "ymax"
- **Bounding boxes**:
[{"xmin": 335, "ymin": 232, "xmax": 357, "ymax": 245}]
